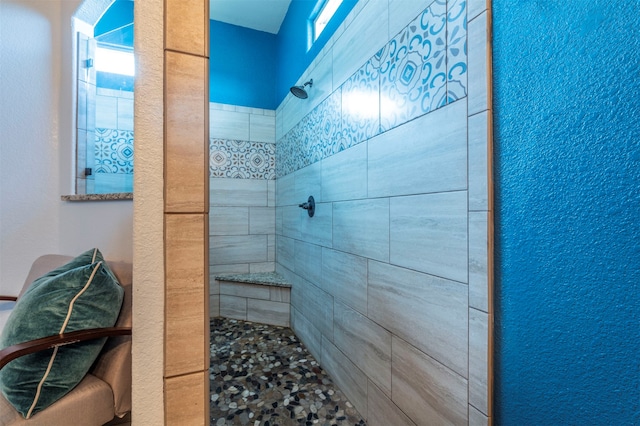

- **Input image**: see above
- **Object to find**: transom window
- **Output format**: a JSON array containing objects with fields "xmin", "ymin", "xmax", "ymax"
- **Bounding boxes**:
[{"xmin": 312, "ymin": 0, "xmax": 343, "ymax": 42}]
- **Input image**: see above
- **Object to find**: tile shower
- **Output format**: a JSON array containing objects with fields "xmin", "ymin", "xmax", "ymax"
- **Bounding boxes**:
[
  {"xmin": 93, "ymin": 88, "xmax": 134, "ymax": 193},
  {"xmin": 210, "ymin": 0, "xmax": 492, "ymax": 424}
]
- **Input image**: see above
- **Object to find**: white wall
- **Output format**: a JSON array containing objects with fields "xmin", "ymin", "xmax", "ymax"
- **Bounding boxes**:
[
  {"xmin": 0, "ymin": 0, "xmax": 133, "ymax": 295},
  {"xmin": 131, "ymin": 0, "xmax": 165, "ymax": 422}
]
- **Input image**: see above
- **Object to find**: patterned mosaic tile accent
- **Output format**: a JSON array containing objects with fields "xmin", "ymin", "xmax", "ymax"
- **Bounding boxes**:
[
  {"xmin": 380, "ymin": 0, "xmax": 448, "ymax": 132},
  {"xmin": 447, "ymin": 0, "xmax": 468, "ymax": 102},
  {"xmin": 276, "ymin": 0, "xmax": 468, "ymax": 177},
  {"xmin": 95, "ymin": 128, "xmax": 134, "ymax": 174},
  {"xmin": 342, "ymin": 58, "xmax": 381, "ymax": 148},
  {"xmin": 210, "ymin": 139, "xmax": 276, "ymax": 180}
]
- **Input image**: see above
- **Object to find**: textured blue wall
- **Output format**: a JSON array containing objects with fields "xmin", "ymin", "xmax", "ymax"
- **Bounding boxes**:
[
  {"xmin": 208, "ymin": 0, "xmax": 357, "ymax": 109},
  {"xmin": 94, "ymin": 0, "xmax": 133, "ymax": 47},
  {"xmin": 493, "ymin": 1, "xmax": 640, "ymax": 424},
  {"xmin": 276, "ymin": 0, "xmax": 357, "ymax": 103},
  {"xmin": 210, "ymin": 20, "xmax": 278, "ymax": 109}
]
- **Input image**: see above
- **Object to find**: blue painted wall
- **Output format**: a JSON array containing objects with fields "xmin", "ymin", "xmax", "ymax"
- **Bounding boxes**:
[
  {"xmin": 94, "ymin": 0, "xmax": 133, "ymax": 47},
  {"xmin": 208, "ymin": 0, "xmax": 357, "ymax": 109},
  {"xmin": 276, "ymin": 0, "xmax": 357, "ymax": 102},
  {"xmin": 210, "ymin": 20, "xmax": 278, "ymax": 109},
  {"xmin": 493, "ymin": 1, "xmax": 640, "ymax": 424}
]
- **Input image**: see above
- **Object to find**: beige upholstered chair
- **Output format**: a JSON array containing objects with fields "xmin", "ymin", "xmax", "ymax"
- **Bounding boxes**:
[{"xmin": 0, "ymin": 255, "xmax": 132, "ymax": 425}]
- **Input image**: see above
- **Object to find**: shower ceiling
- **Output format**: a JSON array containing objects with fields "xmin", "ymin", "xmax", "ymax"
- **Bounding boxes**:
[{"xmin": 210, "ymin": 0, "xmax": 292, "ymax": 34}]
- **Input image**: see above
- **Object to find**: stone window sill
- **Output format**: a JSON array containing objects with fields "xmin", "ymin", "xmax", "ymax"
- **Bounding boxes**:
[{"xmin": 61, "ymin": 193, "xmax": 133, "ymax": 202}]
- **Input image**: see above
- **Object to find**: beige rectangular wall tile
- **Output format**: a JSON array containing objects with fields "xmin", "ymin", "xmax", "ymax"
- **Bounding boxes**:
[
  {"xmin": 165, "ymin": 371, "xmax": 208, "ymax": 426},
  {"xmin": 282, "ymin": 205, "xmax": 301, "ymax": 239},
  {"xmin": 367, "ymin": 381, "xmax": 416, "ymax": 426},
  {"xmin": 95, "ymin": 95, "xmax": 118, "ymax": 129},
  {"xmin": 276, "ymin": 173, "xmax": 296, "ymax": 206},
  {"xmin": 295, "ymin": 161, "xmax": 322, "ymax": 203},
  {"xmin": 299, "ymin": 47, "xmax": 334, "ymax": 115},
  {"xmin": 250, "ymin": 262, "xmax": 275, "ymax": 273},
  {"xmin": 392, "ymin": 337, "xmax": 468, "ymax": 425},
  {"xmin": 210, "ymin": 263, "xmax": 249, "ymax": 276},
  {"xmin": 165, "ymin": 51, "xmax": 207, "ymax": 212},
  {"xmin": 388, "ymin": 0, "xmax": 429, "ymax": 39},
  {"xmin": 210, "ymin": 277, "xmax": 220, "ymax": 295},
  {"xmin": 321, "ymin": 248, "xmax": 367, "ymax": 315},
  {"xmin": 210, "ymin": 207, "xmax": 249, "ymax": 236},
  {"xmin": 469, "ymin": 211, "xmax": 489, "ymax": 312},
  {"xmin": 249, "ymin": 206, "xmax": 275, "ymax": 234},
  {"xmin": 334, "ymin": 301, "xmax": 392, "ymax": 396},
  {"xmin": 468, "ymin": 111, "xmax": 490, "ymax": 211},
  {"xmin": 249, "ymin": 113, "xmax": 275, "ymax": 143},
  {"xmin": 220, "ymin": 295, "xmax": 247, "ymax": 320},
  {"xmin": 321, "ymin": 337, "xmax": 368, "ymax": 418},
  {"xmin": 165, "ymin": 214, "xmax": 207, "ymax": 377},
  {"xmin": 469, "ymin": 404, "xmax": 490, "ymax": 426},
  {"xmin": 300, "ymin": 202, "xmax": 333, "ymax": 247},
  {"xmin": 468, "ymin": 11, "xmax": 490, "ymax": 115},
  {"xmin": 268, "ymin": 180, "xmax": 276, "ymax": 207},
  {"xmin": 332, "ymin": 0, "xmax": 388, "ymax": 88},
  {"xmin": 247, "ymin": 299, "xmax": 290, "ymax": 326},
  {"xmin": 468, "ymin": 0, "xmax": 488, "ymax": 21},
  {"xmin": 368, "ymin": 100, "xmax": 467, "ymax": 198},
  {"xmin": 276, "ymin": 236, "xmax": 296, "ymax": 272},
  {"xmin": 117, "ymin": 97, "xmax": 134, "ymax": 131},
  {"xmin": 267, "ymin": 235, "xmax": 275, "ymax": 262},
  {"xmin": 165, "ymin": 0, "xmax": 208, "ymax": 56},
  {"xmin": 292, "ymin": 307, "xmax": 322, "ymax": 362},
  {"xmin": 296, "ymin": 279, "xmax": 334, "ymax": 339},
  {"xmin": 210, "ymin": 235, "xmax": 267, "ymax": 265},
  {"xmin": 469, "ymin": 308, "xmax": 490, "ymax": 416},
  {"xmin": 294, "ymin": 240, "xmax": 323, "ymax": 286},
  {"xmin": 209, "ymin": 294, "xmax": 220, "ymax": 318},
  {"xmin": 219, "ymin": 282, "xmax": 270, "ymax": 299},
  {"xmin": 275, "ymin": 206, "xmax": 283, "ymax": 235},
  {"xmin": 390, "ymin": 192, "xmax": 468, "ymax": 283},
  {"xmin": 333, "ymin": 199, "xmax": 389, "ymax": 262},
  {"xmin": 369, "ymin": 261, "xmax": 469, "ymax": 377},
  {"xmin": 210, "ymin": 178, "xmax": 268, "ymax": 207},
  {"xmin": 321, "ymin": 143, "xmax": 368, "ymax": 202},
  {"xmin": 270, "ymin": 287, "xmax": 290, "ymax": 302},
  {"xmin": 210, "ymin": 109, "xmax": 250, "ymax": 140}
]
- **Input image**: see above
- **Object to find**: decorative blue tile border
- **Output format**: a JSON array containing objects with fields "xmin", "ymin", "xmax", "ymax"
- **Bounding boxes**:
[
  {"xmin": 276, "ymin": 0, "xmax": 467, "ymax": 177},
  {"xmin": 95, "ymin": 128, "xmax": 134, "ymax": 174},
  {"xmin": 210, "ymin": 139, "xmax": 276, "ymax": 179}
]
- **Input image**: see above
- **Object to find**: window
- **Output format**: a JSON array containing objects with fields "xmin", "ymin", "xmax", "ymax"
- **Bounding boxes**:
[
  {"xmin": 312, "ymin": 0, "xmax": 343, "ymax": 42},
  {"xmin": 74, "ymin": 0, "xmax": 134, "ymax": 195},
  {"xmin": 95, "ymin": 46, "xmax": 135, "ymax": 76}
]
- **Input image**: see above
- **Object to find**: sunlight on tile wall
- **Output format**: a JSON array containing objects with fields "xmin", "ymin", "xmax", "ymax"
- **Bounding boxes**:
[
  {"xmin": 275, "ymin": 0, "xmax": 493, "ymax": 424},
  {"xmin": 209, "ymin": 103, "xmax": 277, "ymax": 316}
]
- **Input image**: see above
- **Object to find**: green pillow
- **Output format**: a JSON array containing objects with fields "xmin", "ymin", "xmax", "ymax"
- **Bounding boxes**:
[
  {"xmin": 0, "ymin": 260, "xmax": 124, "ymax": 419},
  {"xmin": 24, "ymin": 248, "xmax": 106, "ymax": 294}
]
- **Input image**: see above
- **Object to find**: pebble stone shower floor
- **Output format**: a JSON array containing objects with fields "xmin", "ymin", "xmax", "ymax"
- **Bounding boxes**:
[{"xmin": 210, "ymin": 318, "xmax": 367, "ymax": 426}]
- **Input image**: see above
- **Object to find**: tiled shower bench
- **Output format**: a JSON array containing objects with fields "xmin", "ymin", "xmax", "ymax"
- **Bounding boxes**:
[{"xmin": 215, "ymin": 273, "xmax": 291, "ymax": 327}]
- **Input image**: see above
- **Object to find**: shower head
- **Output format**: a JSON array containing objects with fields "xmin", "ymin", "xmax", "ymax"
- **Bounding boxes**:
[{"xmin": 290, "ymin": 79, "xmax": 313, "ymax": 99}]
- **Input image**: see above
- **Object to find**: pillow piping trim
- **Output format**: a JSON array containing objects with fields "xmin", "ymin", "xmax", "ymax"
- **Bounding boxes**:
[{"xmin": 24, "ymin": 261, "xmax": 103, "ymax": 419}]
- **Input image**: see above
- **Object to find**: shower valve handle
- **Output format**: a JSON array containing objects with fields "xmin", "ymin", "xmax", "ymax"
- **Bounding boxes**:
[{"xmin": 298, "ymin": 196, "xmax": 315, "ymax": 217}]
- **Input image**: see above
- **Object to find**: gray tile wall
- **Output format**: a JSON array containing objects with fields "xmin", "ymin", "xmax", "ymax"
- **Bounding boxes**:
[
  {"xmin": 275, "ymin": 0, "xmax": 493, "ymax": 424},
  {"xmin": 209, "ymin": 103, "xmax": 276, "ymax": 317}
]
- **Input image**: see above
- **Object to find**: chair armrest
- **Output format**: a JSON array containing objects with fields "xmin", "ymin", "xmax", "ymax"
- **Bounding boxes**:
[
  {"xmin": 0, "ymin": 327, "xmax": 132, "ymax": 370},
  {"xmin": 0, "ymin": 296, "xmax": 17, "ymax": 302}
]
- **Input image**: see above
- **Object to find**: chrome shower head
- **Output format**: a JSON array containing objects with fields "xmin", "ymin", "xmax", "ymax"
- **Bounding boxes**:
[{"xmin": 290, "ymin": 79, "xmax": 313, "ymax": 99}]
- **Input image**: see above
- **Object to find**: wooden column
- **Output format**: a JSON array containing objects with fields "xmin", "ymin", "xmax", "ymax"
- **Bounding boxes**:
[{"xmin": 163, "ymin": 0, "xmax": 210, "ymax": 424}]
